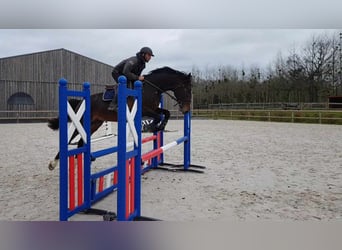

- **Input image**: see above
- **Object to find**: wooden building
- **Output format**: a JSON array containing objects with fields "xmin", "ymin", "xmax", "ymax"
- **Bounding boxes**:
[{"xmin": 0, "ymin": 48, "xmax": 114, "ymax": 122}]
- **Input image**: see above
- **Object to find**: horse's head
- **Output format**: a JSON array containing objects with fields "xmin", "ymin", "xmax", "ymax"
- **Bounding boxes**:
[
  {"xmin": 146, "ymin": 67, "xmax": 192, "ymax": 114},
  {"xmin": 172, "ymin": 72, "xmax": 192, "ymax": 113}
]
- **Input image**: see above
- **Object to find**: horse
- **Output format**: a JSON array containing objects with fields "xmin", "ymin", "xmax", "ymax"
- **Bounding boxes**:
[{"xmin": 47, "ymin": 66, "xmax": 192, "ymax": 170}]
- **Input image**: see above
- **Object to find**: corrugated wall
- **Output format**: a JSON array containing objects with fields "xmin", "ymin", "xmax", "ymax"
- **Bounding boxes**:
[{"xmin": 0, "ymin": 49, "xmax": 114, "ymax": 119}]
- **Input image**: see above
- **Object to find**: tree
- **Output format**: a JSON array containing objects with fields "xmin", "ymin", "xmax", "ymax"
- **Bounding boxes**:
[{"xmin": 190, "ymin": 30, "xmax": 342, "ymax": 108}]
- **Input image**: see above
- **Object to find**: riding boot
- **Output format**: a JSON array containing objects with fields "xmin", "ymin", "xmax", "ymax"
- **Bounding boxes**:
[
  {"xmin": 107, "ymin": 98, "xmax": 117, "ymax": 111},
  {"xmin": 128, "ymin": 81, "xmax": 134, "ymax": 89}
]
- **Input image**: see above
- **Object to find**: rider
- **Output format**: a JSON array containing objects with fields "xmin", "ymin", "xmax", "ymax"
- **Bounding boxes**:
[{"xmin": 108, "ymin": 46, "xmax": 154, "ymax": 111}]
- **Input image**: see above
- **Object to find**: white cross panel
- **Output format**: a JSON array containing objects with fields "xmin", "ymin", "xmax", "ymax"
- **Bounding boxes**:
[
  {"xmin": 126, "ymin": 99, "xmax": 138, "ymax": 146},
  {"xmin": 67, "ymin": 99, "xmax": 87, "ymax": 144}
]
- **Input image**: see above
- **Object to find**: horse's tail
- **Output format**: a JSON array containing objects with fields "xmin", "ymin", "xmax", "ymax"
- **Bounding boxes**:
[{"xmin": 47, "ymin": 98, "xmax": 81, "ymax": 131}]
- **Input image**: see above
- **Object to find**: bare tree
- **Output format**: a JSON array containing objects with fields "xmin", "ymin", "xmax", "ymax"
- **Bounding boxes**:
[{"xmin": 191, "ymin": 30, "xmax": 342, "ymax": 108}]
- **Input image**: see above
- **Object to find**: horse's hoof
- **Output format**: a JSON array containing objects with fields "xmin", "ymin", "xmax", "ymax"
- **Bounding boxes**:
[
  {"xmin": 158, "ymin": 126, "xmax": 165, "ymax": 131},
  {"xmin": 48, "ymin": 163, "xmax": 55, "ymax": 171},
  {"xmin": 151, "ymin": 127, "xmax": 159, "ymax": 133},
  {"xmin": 143, "ymin": 124, "xmax": 157, "ymax": 133},
  {"xmin": 48, "ymin": 160, "xmax": 57, "ymax": 171},
  {"xmin": 154, "ymin": 125, "xmax": 165, "ymax": 132}
]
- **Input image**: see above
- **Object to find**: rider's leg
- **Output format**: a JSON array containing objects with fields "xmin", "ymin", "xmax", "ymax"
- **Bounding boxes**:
[
  {"xmin": 108, "ymin": 71, "xmax": 119, "ymax": 111},
  {"xmin": 127, "ymin": 81, "xmax": 133, "ymax": 89},
  {"xmin": 109, "ymin": 80, "xmax": 133, "ymax": 111},
  {"xmin": 108, "ymin": 98, "xmax": 117, "ymax": 111}
]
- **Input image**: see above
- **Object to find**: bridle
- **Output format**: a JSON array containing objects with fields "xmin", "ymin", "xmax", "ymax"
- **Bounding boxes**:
[{"xmin": 143, "ymin": 79, "xmax": 191, "ymax": 108}]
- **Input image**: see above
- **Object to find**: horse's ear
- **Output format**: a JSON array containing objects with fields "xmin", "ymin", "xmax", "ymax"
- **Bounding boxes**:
[{"xmin": 188, "ymin": 73, "xmax": 192, "ymax": 77}]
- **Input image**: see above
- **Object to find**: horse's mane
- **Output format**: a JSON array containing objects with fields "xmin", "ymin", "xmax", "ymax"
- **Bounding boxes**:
[{"xmin": 147, "ymin": 66, "xmax": 188, "ymax": 77}]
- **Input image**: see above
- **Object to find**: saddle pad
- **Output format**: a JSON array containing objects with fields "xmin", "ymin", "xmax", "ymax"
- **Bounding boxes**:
[{"xmin": 102, "ymin": 89, "xmax": 116, "ymax": 102}]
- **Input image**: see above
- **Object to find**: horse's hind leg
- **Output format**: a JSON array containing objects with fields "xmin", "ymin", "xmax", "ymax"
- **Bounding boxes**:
[
  {"xmin": 48, "ymin": 117, "xmax": 104, "ymax": 170},
  {"xmin": 48, "ymin": 127, "xmax": 82, "ymax": 170},
  {"xmin": 49, "ymin": 100, "xmax": 83, "ymax": 170},
  {"xmin": 48, "ymin": 152, "xmax": 60, "ymax": 170},
  {"xmin": 91, "ymin": 120, "xmax": 104, "ymax": 161},
  {"xmin": 78, "ymin": 119, "xmax": 104, "ymax": 161}
]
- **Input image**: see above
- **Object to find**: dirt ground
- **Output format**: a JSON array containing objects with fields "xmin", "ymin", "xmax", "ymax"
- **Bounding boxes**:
[{"xmin": 0, "ymin": 119, "xmax": 341, "ymax": 221}]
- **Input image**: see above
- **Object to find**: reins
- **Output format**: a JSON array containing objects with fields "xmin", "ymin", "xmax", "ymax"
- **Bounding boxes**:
[{"xmin": 143, "ymin": 78, "xmax": 181, "ymax": 105}]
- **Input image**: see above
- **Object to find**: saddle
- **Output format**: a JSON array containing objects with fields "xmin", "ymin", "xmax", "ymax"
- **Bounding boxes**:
[{"xmin": 102, "ymin": 84, "xmax": 118, "ymax": 102}]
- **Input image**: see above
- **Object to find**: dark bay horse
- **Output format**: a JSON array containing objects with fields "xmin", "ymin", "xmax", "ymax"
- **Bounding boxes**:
[{"xmin": 48, "ymin": 66, "xmax": 192, "ymax": 170}]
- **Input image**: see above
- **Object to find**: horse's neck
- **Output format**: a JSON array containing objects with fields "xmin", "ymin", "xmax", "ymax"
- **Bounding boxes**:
[{"xmin": 145, "ymin": 76, "xmax": 174, "ymax": 93}]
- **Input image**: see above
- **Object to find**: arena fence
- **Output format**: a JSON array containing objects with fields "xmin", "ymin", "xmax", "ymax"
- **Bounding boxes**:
[
  {"xmin": 191, "ymin": 109, "xmax": 342, "ymax": 125},
  {"xmin": 2, "ymin": 102, "xmax": 342, "ymax": 124}
]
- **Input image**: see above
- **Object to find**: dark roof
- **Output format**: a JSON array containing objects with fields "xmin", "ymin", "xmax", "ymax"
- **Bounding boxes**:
[{"xmin": 0, "ymin": 48, "xmax": 113, "ymax": 67}]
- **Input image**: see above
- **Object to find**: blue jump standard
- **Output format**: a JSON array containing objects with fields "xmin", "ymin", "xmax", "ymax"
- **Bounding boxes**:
[{"xmin": 58, "ymin": 76, "xmax": 205, "ymax": 221}]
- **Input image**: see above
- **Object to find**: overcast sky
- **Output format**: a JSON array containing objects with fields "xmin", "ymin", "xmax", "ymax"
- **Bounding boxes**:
[
  {"xmin": 1, "ymin": 0, "xmax": 341, "ymax": 74},
  {"xmin": 0, "ymin": 29, "xmax": 340, "ymax": 74}
]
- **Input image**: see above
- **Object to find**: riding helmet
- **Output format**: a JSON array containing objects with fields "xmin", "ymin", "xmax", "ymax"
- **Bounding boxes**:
[{"xmin": 140, "ymin": 47, "xmax": 154, "ymax": 56}]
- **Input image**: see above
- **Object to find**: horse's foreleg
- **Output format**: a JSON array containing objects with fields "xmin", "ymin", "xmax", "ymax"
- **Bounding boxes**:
[
  {"xmin": 150, "ymin": 114, "xmax": 162, "ymax": 132},
  {"xmin": 142, "ymin": 107, "xmax": 162, "ymax": 132},
  {"xmin": 156, "ymin": 108, "xmax": 170, "ymax": 131}
]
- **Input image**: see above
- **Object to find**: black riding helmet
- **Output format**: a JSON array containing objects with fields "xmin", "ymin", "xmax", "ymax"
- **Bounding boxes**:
[{"xmin": 140, "ymin": 47, "xmax": 154, "ymax": 57}]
